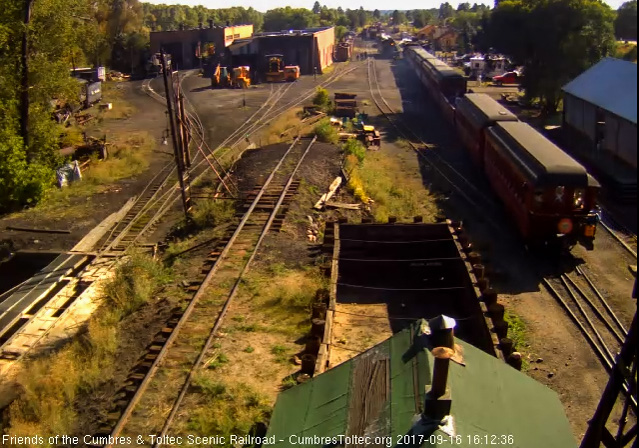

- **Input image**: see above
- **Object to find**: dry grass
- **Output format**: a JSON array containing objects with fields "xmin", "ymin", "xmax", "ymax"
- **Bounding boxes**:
[
  {"xmin": 59, "ymin": 125, "xmax": 85, "ymax": 148},
  {"xmin": 102, "ymin": 252, "xmax": 172, "ymax": 316},
  {"xmin": 185, "ymin": 377, "xmax": 270, "ymax": 443},
  {"xmin": 13, "ymin": 132, "xmax": 155, "ymax": 220},
  {"xmin": 346, "ymin": 149, "xmax": 439, "ymax": 222},
  {"xmin": 6, "ymin": 254, "xmax": 169, "ymax": 441},
  {"xmin": 263, "ymin": 108, "xmax": 304, "ymax": 145},
  {"xmin": 99, "ymin": 83, "xmax": 137, "ymax": 120},
  {"xmin": 84, "ymin": 132, "xmax": 155, "ymax": 184}
]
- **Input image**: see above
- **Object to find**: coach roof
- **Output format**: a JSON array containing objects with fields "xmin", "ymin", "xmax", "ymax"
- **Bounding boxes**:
[
  {"xmin": 457, "ymin": 94, "xmax": 518, "ymax": 128},
  {"xmin": 488, "ymin": 121, "xmax": 588, "ymax": 187}
]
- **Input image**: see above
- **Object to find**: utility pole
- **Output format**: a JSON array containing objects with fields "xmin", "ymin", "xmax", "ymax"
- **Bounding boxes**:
[
  {"xmin": 21, "ymin": 0, "xmax": 34, "ymax": 152},
  {"xmin": 160, "ymin": 52, "xmax": 191, "ymax": 219},
  {"xmin": 177, "ymin": 88, "xmax": 191, "ymax": 168}
]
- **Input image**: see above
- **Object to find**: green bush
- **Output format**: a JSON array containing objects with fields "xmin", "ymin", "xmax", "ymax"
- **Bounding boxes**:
[
  {"xmin": 312, "ymin": 87, "xmax": 330, "ymax": 109},
  {"xmin": 342, "ymin": 138, "xmax": 366, "ymax": 163},
  {"xmin": 0, "ymin": 128, "xmax": 53, "ymax": 213},
  {"xmin": 314, "ymin": 119, "xmax": 339, "ymax": 144}
]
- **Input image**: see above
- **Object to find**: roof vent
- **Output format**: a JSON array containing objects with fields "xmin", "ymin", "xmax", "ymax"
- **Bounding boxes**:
[
  {"xmin": 427, "ymin": 315, "xmax": 456, "ymax": 349},
  {"xmin": 420, "ymin": 316, "xmax": 457, "ymax": 422}
]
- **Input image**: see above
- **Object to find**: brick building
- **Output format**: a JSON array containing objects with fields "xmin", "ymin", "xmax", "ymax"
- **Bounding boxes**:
[
  {"xmin": 230, "ymin": 27, "xmax": 335, "ymax": 77},
  {"xmin": 149, "ymin": 21, "xmax": 254, "ymax": 69}
]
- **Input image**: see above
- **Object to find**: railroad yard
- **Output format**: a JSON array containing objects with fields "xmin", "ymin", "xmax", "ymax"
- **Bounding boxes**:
[{"xmin": 0, "ymin": 20, "xmax": 637, "ymax": 448}]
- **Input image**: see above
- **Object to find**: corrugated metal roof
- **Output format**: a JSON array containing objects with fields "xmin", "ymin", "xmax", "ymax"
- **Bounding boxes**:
[
  {"xmin": 562, "ymin": 57, "xmax": 637, "ymax": 125},
  {"xmin": 266, "ymin": 320, "xmax": 577, "ymax": 448}
]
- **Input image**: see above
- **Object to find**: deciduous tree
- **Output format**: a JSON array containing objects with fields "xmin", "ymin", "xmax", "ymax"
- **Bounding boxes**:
[
  {"xmin": 615, "ymin": 0, "xmax": 637, "ymax": 41},
  {"xmin": 487, "ymin": 0, "xmax": 616, "ymax": 114}
]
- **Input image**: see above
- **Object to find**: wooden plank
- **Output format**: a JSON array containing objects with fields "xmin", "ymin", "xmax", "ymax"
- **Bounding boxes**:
[
  {"xmin": 314, "ymin": 177, "xmax": 342, "ymax": 210},
  {"xmin": 71, "ymin": 197, "xmax": 137, "ymax": 252},
  {"xmin": 6, "ymin": 226, "xmax": 71, "ymax": 234},
  {"xmin": 325, "ymin": 201, "xmax": 360, "ymax": 210}
]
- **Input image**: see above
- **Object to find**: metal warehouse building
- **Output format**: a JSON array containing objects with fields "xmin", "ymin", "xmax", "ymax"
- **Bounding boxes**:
[
  {"xmin": 230, "ymin": 27, "xmax": 335, "ymax": 77},
  {"xmin": 562, "ymin": 58, "xmax": 637, "ymax": 170},
  {"xmin": 149, "ymin": 22, "xmax": 254, "ymax": 69}
]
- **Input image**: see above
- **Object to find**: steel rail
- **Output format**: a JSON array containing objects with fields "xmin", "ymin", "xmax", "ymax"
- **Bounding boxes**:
[
  {"xmin": 564, "ymin": 273, "xmax": 625, "ymax": 343},
  {"xmin": 366, "ymin": 56, "xmax": 502, "ymax": 231},
  {"xmin": 599, "ymin": 219, "xmax": 637, "ymax": 258},
  {"xmin": 544, "ymin": 275, "xmax": 637, "ymax": 410},
  {"xmin": 153, "ymin": 137, "xmax": 317, "ymax": 446},
  {"xmin": 105, "ymin": 136, "xmax": 303, "ymax": 446},
  {"xmin": 369, "ymin": 54, "xmax": 498, "ymax": 211},
  {"xmin": 560, "ymin": 275, "xmax": 615, "ymax": 364},
  {"xmin": 543, "ymin": 278, "xmax": 614, "ymax": 371}
]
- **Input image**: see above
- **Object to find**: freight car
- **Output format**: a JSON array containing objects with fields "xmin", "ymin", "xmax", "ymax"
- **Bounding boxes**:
[{"xmin": 404, "ymin": 46, "xmax": 600, "ymax": 249}]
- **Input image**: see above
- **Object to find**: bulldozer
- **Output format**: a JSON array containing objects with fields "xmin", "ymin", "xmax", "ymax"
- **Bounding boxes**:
[
  {"xmin": 284, "ymin": 66, "xmax": 300, "ymax": 82},
  {"xmin": 265, "ymin": 54, "xmax": 285, "ymax": 82},
  {"xmin": 231, "ymin": 66, "xmax": 251, "ymax": 88},
  {"xmin": 211, "ymin": 64, "xmax": 231, "ymax": 88}
]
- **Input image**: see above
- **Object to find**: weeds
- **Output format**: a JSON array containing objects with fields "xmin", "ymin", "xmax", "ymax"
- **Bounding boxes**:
[
  {"xmin": 504, "ymin": 310, "xmax": 530, "ymax": 370},
  {"xmin": 342, "ymin": 138, "xmax": 366, "ymax": 163},
  {"xmin": 281, "ymin": 375, "xmax": 297, "ymax": 390},
  {"xmin": 206, "ymin": 353, "xmax": 230, "ymax": 370},
  {"xmin": 312, "ymin": 87, "xmax": 330, "ymax": 110},
  {"xmin": 241, "ymin": 266, "xmax": 326, "ymax": 336},
  {"xmin": 185, "ymin": 380, "xmax": 270, "ymax": 441},
  {"xmin": 5, "ymin": 254, "xmax": 169, "ymax": 440},
  {"xmin": 314, "ymin": 118, "xmax": 339, "ymax": 144},
  {"xmin": 191, "ymin": 375, "xmax": 227, "ymax": 397},
  {"xmin": 347, "ymin": 150, "xmax": 439, "ymax": 222},
  {"xmin": 84, "ymin": 132, "xmax": 154, "ymax": 184},
  {"xmin": 190, "ymin": 199, "xmax": 236, "ymax": 230},
  {"xmin": 270, "ymin": 345, "xmax": 290, "ymax": 364},
  {"xmin": 102, "ymin": 253, "xmax": 172, "ymax": 317},
  {"xmin": 244, "ymin": 346, "xmax": 255, "ymax": 353},
  {"xmin": 13, "ymin": 132, "xmax": 156, "ymax": 220}
]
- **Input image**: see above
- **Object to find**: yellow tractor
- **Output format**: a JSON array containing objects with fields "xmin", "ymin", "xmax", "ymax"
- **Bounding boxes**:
[
  {"xmin": 211, "ymin": 64, "xmax": 230, "ymax": 88},
  {"xmin": 284, "ymin": 65, "xmax": 300, "ymax": 82},
  {"xmin": 231, "ymin": 66, "xmax": 251, "ymax": 88},
  {"xmin": 360, "ymin": 124, "xmax": 381, "ymax": 149},
  {"xmin": 265, "ymin": 54, "xmax": 285, "ymax": 82}
]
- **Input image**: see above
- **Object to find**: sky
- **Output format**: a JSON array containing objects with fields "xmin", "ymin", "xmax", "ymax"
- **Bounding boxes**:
[{"xmin": 145, "ymin": 0, "xmax": 627, "ymax": 12}]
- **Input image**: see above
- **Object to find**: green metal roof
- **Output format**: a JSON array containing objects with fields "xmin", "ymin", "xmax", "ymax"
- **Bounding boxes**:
[{"xmin": 266, "ymin": 320, "xmax": 576, "ymax": 448}]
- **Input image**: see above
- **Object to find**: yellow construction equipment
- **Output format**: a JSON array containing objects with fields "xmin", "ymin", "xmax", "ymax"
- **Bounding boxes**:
[
  {"xmin": 211, "ymin": 64, "xmax": 230, "ymax": 88},
  {"xmin": 265, "ymin": 54, "xmax": 285, "ymax": 82},
  {"xmin": 360, "ymin": 124, "xmax": 381, "ymax": 148},
  {"xmin": 284, "ymin": 65, "xmax": 300, "ymax": 82},
  {"xmin": 231, "ymin": 66, "xmax": 251, "ymax": 88}
]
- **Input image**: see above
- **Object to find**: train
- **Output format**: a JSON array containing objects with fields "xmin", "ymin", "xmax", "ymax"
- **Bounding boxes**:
[{"xmin": 404, "ymin": 45, "xmax": 600, "ymax": 250}]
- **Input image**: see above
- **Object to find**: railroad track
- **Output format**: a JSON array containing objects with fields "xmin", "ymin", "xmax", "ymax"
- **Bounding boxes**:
[
  {"xmin": 99, "ymin": 136, "xmax": 317, "ymax": 446},
  {"xmin": 0, "ymin": 64, "xmax": 363, "ymax": 365},
  {"xmin": 365, "ymin": 54, "xmax": 503, "ymax": 231},
  {"xmin": 543, "ymin": 267, "xmax": 636, "ymax": 410},
  {"xmin": 598, "ymin": 206, "xmax": 637, "ymax": 258}
]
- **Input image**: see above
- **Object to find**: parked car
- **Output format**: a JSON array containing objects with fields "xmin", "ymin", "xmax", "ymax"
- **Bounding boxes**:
[{"xmin": 493, "ymin": 71, "xmax": 520, "ymax": 85}]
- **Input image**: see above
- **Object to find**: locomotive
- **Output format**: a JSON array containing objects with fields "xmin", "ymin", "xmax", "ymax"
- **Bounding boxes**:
[{"xmin": 404, "ymin": 46, "xmax": 600, "ymax": 250}]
